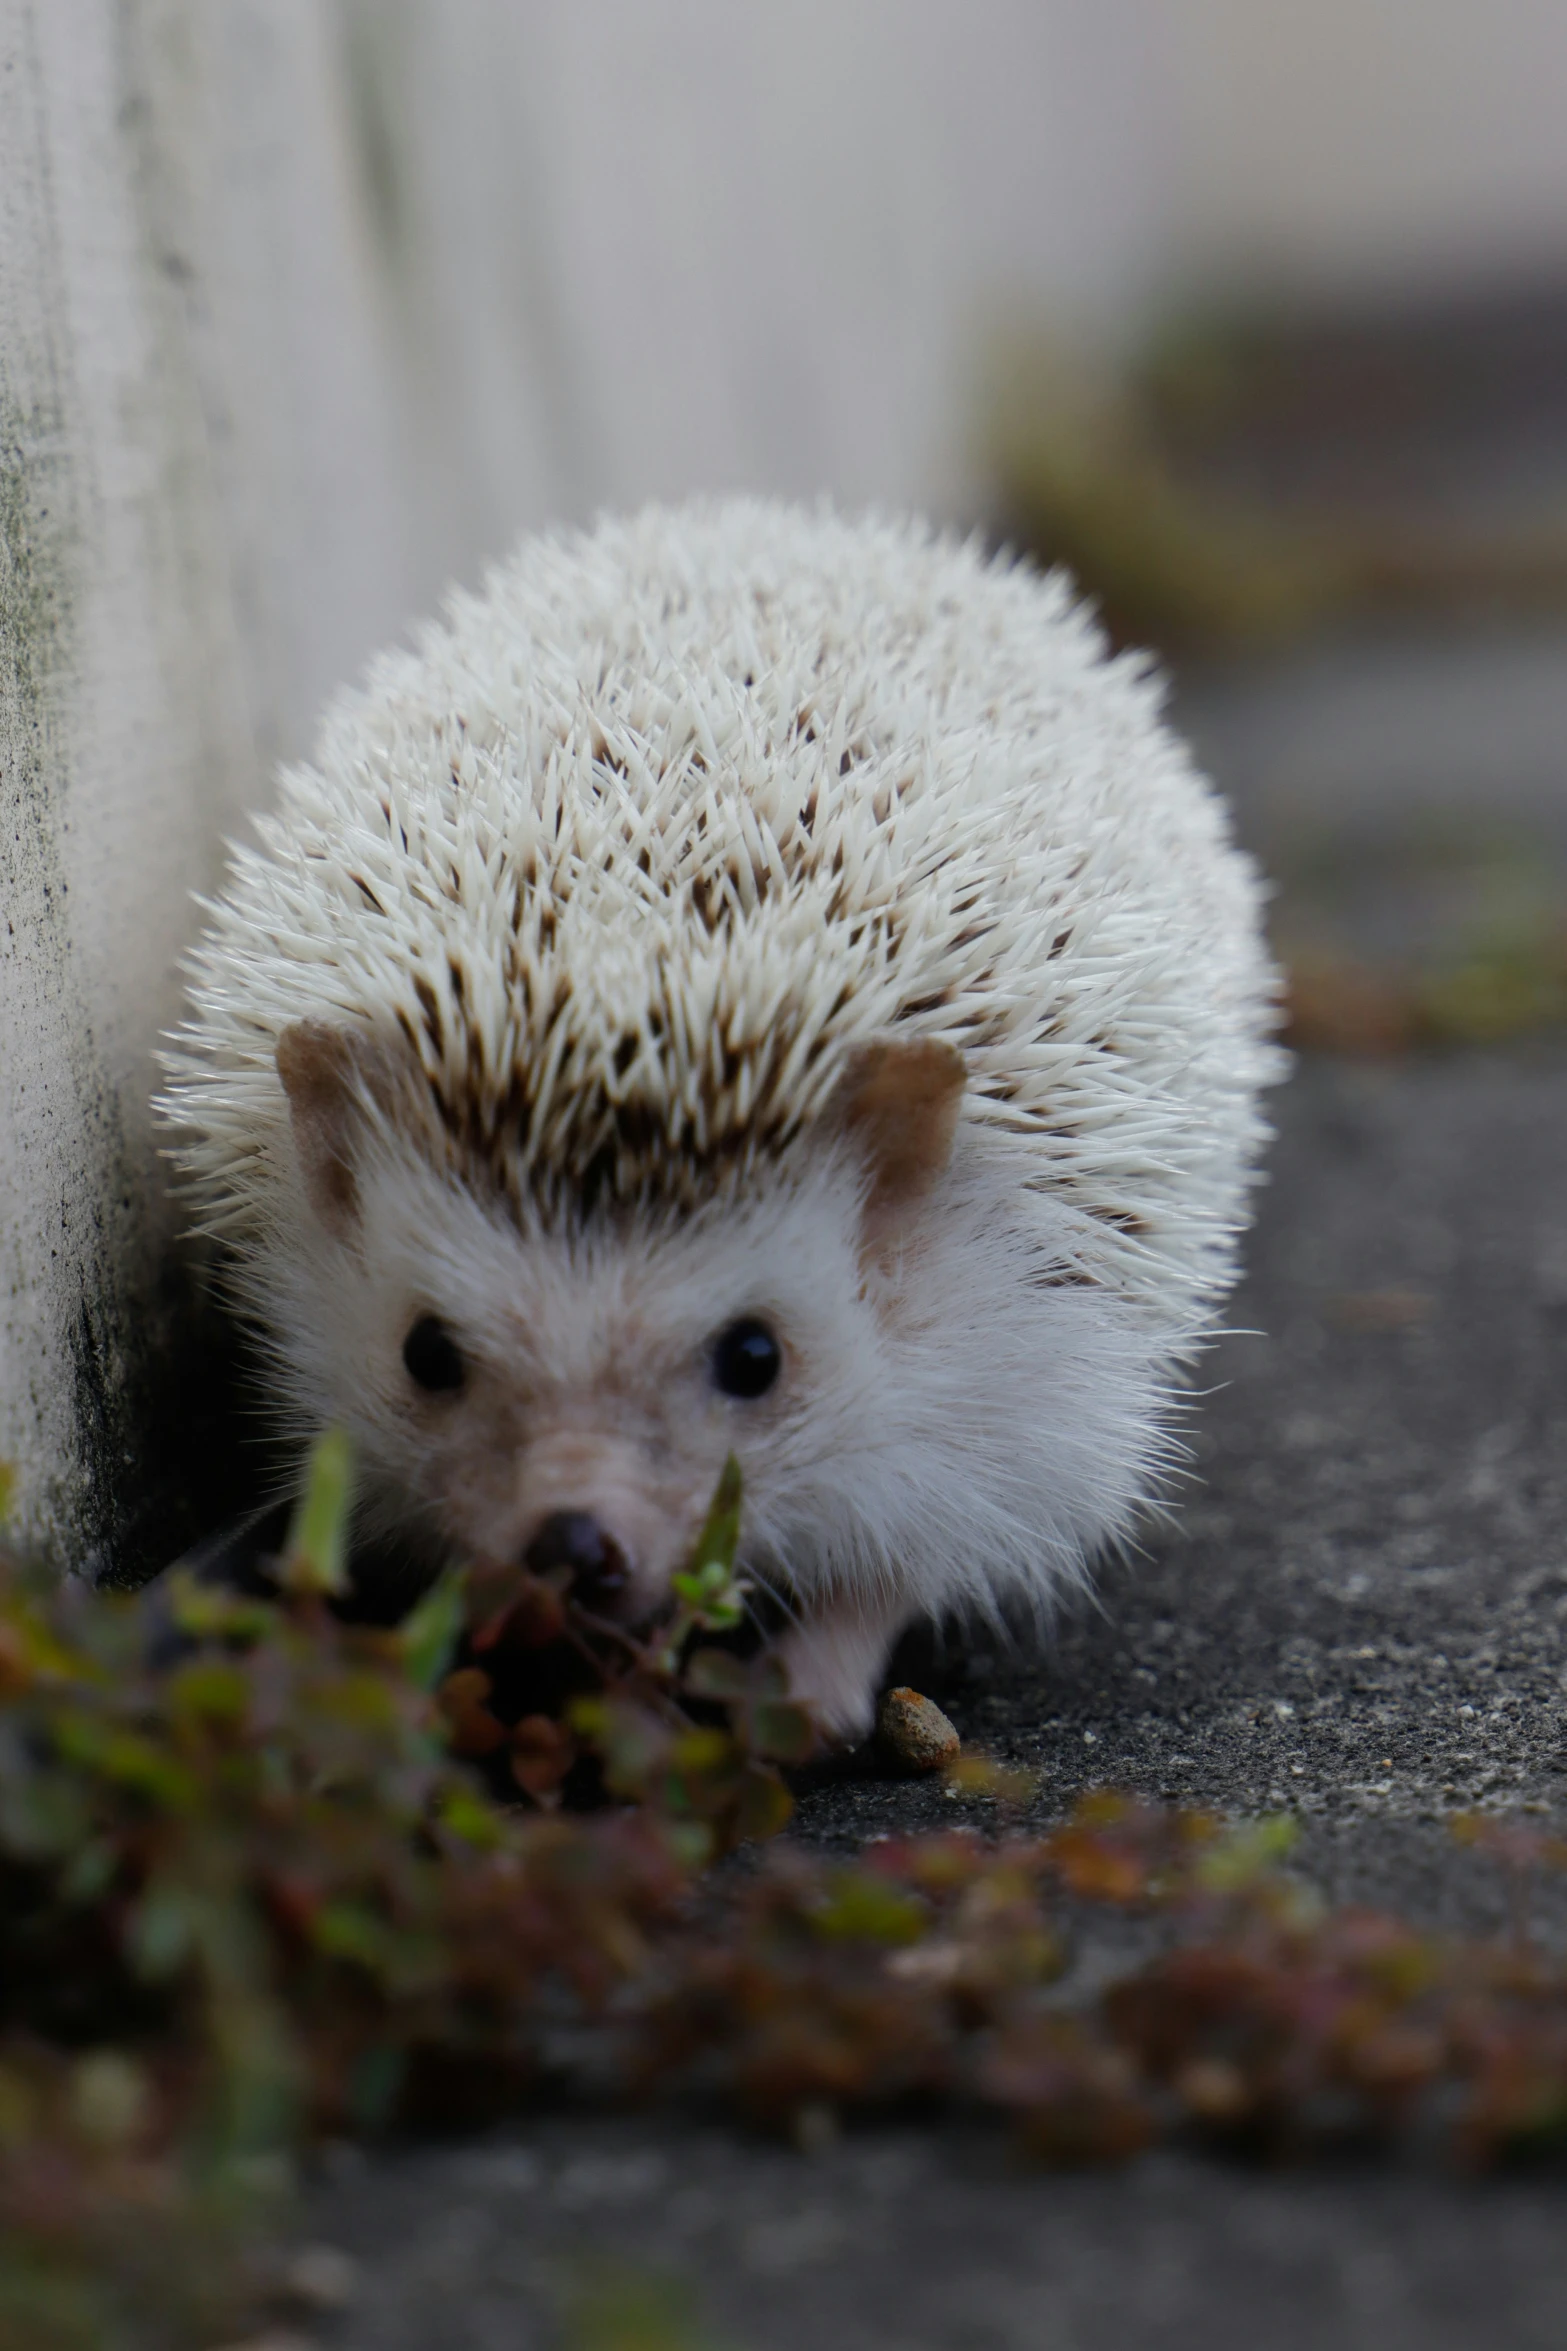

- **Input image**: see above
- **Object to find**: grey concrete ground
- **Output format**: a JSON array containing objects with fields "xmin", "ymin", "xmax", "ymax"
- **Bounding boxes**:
[
  {"xmin": 290, "ymin": 630, "xmax": 1567, "ymax": 2349},
  {"xmin": 310, "ymin": 2113, "xmax": 1567, "ymax": 2351}
]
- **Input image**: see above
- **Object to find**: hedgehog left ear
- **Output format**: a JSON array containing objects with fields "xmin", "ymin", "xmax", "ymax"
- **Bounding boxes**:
[
  {"xmin": 276, "ymin": 1021, "xmax": 382, "ymax": 1240},
  {"xmin": 831, "ymin": 1037, "xmax": 965, "ymax": 1259}
]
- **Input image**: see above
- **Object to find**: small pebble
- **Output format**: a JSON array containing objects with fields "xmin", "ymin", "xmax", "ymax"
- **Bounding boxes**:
[{"xmin": 877, "ymin": 1686, "xmax": 961, "ymax": 1773}]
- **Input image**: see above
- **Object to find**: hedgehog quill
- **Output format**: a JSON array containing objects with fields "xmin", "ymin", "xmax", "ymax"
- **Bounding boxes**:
[{"xmin": 159, "ymin": 501, "xmax": 1282, "ymax": 1738}]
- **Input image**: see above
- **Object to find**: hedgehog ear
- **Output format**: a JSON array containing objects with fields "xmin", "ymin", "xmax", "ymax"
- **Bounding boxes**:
[
  {"xmin": 276, "ymin": 1021, "xmax": 381, "ymax": 1240},
  {"xmin": 831, "ymin": 1037, "xmax": 965, "ymax": 1258}
]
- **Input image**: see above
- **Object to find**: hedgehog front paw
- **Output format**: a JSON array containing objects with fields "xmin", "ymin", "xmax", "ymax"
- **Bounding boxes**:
[{"xmin": 774, "ymin": 1599, "xmax": 912, "ymax": 1747}]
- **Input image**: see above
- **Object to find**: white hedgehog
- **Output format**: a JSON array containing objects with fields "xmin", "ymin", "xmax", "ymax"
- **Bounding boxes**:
[{"xmin": 159, "ymin": 500, "xmax": 1282, "ymax": 1738}]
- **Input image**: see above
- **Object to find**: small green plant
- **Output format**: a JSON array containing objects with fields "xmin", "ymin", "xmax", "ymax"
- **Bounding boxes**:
[
  {"xmin": 6, "ymin": 1437, "xmax": 1567, "ymax": 2344},
  {"xmin": 448, "ymin": 1448, "xmax": 813, "ymax": 1846}
]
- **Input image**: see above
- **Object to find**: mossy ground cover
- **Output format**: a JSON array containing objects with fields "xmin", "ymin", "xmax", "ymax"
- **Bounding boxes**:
[{"xmin": 6, "ymin": 1434, "xmax": 1567, "ymax": 2349}]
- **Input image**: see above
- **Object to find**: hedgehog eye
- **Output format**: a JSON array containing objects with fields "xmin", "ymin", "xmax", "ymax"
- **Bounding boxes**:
[
  {"xmin": 402, "ymin": 1314, "xmax": 465, "ymax": 1395},
  {"xmin": 711, "ymin": 1317, "xmax": 781, "ymax": 1401}
]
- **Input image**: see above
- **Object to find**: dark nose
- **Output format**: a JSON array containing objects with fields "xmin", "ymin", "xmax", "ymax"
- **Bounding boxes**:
[{"xmin": 525, "ymin": 1511, "xmax": 630, "ymax": 1611}]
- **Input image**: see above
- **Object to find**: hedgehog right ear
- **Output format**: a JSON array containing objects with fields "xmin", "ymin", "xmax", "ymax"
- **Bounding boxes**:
[
  {"xmin": 276, "ymin": 1021, "xmax": 380, "ymax": 1240},
  {"xmin": 830, "ymin": 1037, "xmax": 965, "ymax": 1260}
]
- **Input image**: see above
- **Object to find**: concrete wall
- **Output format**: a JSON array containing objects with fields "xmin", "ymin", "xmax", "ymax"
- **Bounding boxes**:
[
  {"xmin": 1171, "ymin": 0, "xmax": 1567, "ymax": 299},
  {"xmin": 3, "ymin": 0, "xmax": 1566, "ymax": 1570},
  {"xmin": 0, "ymin": 2, "xmax": 424, "ymax": 1567},
  {"xmin": 329, "ymin": 0, "xmax": 1173, "ymax": 541}
]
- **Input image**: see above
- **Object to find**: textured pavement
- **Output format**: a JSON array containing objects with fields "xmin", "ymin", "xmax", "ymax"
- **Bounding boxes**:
[{"xmin": 312, "ymin": 2109, "xmax": 1567, "ymax": 2351}]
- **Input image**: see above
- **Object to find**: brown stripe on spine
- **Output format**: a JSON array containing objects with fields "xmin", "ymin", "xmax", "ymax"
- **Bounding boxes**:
[
  {"xmin": 1087, "ymin": 1204, "xmax": 1150, "ymax": 1237},
  {"xmin": 412, "ymin": 971, "xmax": 445, "ymax": 1057}
]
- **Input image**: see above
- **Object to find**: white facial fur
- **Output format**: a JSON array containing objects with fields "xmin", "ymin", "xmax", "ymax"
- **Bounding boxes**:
[{"xmin": 248, "ymin": 1086, "xmax": 1169, "ymax": 1738}]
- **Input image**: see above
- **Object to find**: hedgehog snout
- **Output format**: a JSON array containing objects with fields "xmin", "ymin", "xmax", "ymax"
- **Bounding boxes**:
[{"xmin": 524, "ymin": 1510, "xmax": 630, "ymax": 1613}]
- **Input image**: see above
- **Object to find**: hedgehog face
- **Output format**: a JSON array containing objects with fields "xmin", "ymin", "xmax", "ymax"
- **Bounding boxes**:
[{"xmin": 264, "ymin": 1023, "xmax": 968, "ymax": 1629}]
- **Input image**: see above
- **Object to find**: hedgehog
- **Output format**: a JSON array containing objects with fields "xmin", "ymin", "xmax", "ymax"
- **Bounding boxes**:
[{"xmin": 158, "ymin": 499, "xmax": 1282, "ymax": 1739}]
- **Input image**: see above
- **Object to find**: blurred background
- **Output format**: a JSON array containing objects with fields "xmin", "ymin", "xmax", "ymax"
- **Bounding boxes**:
[
  {"xmin": 249, "ymin": 0, "xmax": 1567, "ymax": 1046},
  {"xmin": 6, "ymin": 0, "xmax": 1567, "ymax": 1560}
]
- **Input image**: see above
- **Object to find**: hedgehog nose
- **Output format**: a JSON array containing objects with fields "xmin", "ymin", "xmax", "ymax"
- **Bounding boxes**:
[{"xmin": 525, "ymin": 1511, "xmax": 630, "ymax": 1611}]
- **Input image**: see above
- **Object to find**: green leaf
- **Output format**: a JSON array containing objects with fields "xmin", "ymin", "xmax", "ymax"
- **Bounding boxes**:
[
  {"xmin": 746, "ymin": 1700, "xmax": 816, "ymax": 1765},
  {"xmin": 943, "ymin": 1755, "xmax": 1037, "ymax": 1806},
  {"xmin": 663, "ymin": 1729, "xmax": 747, "ymax": 1818},
  {"xmin": 281, "ymin": 1426, "xmax": 356, "ymax": 1596},
  {"xmin": 400, "ymin": 1570, "xmax": 467, "ymax": 1690},
  {"xmin": 128, "ymin": 1885, "xmax": 196, "ymax": 1979},
  {"xmin": 570, "ymin": 1695, "xmax": 670, "ymax": 1799},
  {"xmin": 0, "ymin": 1461, "xmax": 15, "ymax": 1526},
  {"xmin": 1196, "ymin": 1812, "xmax": 1299, "ymax": 1892},
  {"xmin": 167, "ymin": 1658, "xmax": 250, "ymax": 1727},
  {"xmin": 734, "ymin": 1768, "xmax": 795, "ymax": 1844},
  {"xmin": 669, "ymin": 1582, "xmax": 744, "ymax": 1633},
  {"xmin": 669, "ymin": 1726, "xmax": 735, "ymax": 1778},
  {"xmin": 686, "ymin": 1453, "xmax": 743, "ymax": 1581},
  {"xmin": 748, "ymin": 1654, "xmax": 790, "ymax": 1701},
  {"xmin": 312, "ymin": 1900, "xmax": 394, "ymax": 1969},
  {"xmin": 52, "ymin": 1717, "xmax": 201, "ymax": 1810},
  {"xmin": 809, "ymin": 1873, "xmax": 928, "ymax": 1947},
  {"xmin": 166, "ymin": 1573, "xmax": 280, "ymax": 1645},
  {"xmin": 436, "ymin": 1784, "xmax": 505, "ymax": 1848},
  {"xmin": 680, "ymin": 1647, "xmax": 752, "ymax": 1701}
]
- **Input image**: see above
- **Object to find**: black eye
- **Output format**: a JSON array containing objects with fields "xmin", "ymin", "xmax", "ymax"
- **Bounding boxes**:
[
  {"xmin": 402, "ymin": 1314, "xmax": 465, "ymax": 1394},
  {"xmin": 712, "ymin": 1317, "xmax": 781, "ymax": 1401}
]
